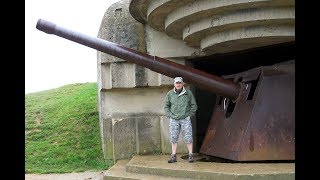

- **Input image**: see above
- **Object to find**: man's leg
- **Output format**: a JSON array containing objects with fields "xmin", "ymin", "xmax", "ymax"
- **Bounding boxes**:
[
  {"xmin": 181, "ymin": 118, "xmax": 194, "ymax": 163},
  {"xmin": 168, "ymin": 118, "xmax": 180, "ymax": 163},
  {"xmin": 172, "ymin": 143, "xmax": 178, "ymax": 155},
  {"xmin": 187, "ymin": 143, "xmax": 194, "ymax": 162},
  {"xmin": 187, "ymin": 143, "xmax": 193, "ymax": 154}
]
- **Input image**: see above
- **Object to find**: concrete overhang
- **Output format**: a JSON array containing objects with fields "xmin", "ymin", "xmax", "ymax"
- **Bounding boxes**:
[{"xmin": 129, "ymin": 0, "xmax": 295, "ymax": 56}]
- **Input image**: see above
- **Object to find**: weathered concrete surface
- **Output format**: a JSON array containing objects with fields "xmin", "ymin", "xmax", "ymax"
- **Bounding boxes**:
[
  {"xmin": 146, "ymin": 0, "xmax": 195, "ymax": 31},
  {"xmin": 97, "ymin": 0, "xmax": 202, "ymax": 159},
  {"xmin": 111, "ymin": 62, "xmax": 136, "ymax": 88},
  {"xmin": 98, "ymin": 88, "xmax": 113, "ymax": 160},
  {"xmin": 100, "ymin": 86, "xmax": 200, "ymax": 160},
  {"xmin": 98, "ymin": 0, "xmax": 189, "ymax": 161},
  {"xmin": 125, "ymin": 155, "xmax": 295, "ymax": 179},
  {"xmin": 129, "ymin": 0, "xmax": 152, "ymax": 24},
  {"xmin": 99, "ymin": 61, "xmax": 176, "ymax": 89},
  {"xmin": 145, "ymin": 25, "xmax": 201, "ymax": 58},
  {"xmin": 98, "ymin": 0, "xmax": 146, "ymax": 63},
  {"xmin": 104, "ymin": 159, "xmax": 193, "ymax": 180},
  {"xmin": 97, "ymin": 0, "xmax": 146, "ymax": 160},
  {"xmin": 183, "ymin": 7, "xmax": 295, "ymax": 47},
  {"xmin": 111, "ymin": 115, "xmax": 163, "ymax": 160},
  {"xmin": 112, "ymin": 117, "xmax": 137, "ymax": 160},
  {"xmin": 129, "ymin": 0, "xmax": 295, "ymax": 56},
  {"xmin": 103, "ymin": 88, "xmax": 170, "ymax": 115},
  {"xmin": 99, "ymin": 87, "xmax": 169, "ymax": 160},
  {"xmin": 201, "ymin": 24, "xmax": 294, "ymax": 54},
  {"xmin": 164, "ymin": 0, "xmax": 295, "ymax": 38},
  {"xmin": 137, "ymin": 116, "xmax": 161, "ymax": 155}
]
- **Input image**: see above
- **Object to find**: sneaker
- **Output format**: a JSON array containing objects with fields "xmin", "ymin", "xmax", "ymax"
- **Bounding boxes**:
[
  {"xmin": 168, "ymin": 154, "xmax": 177, "ymax": 163},
  {"xmin": 188, "ymin": 153, "xmax": 194, "ymax": 163}
]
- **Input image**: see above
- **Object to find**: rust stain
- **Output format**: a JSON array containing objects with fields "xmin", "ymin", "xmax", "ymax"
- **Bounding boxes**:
[{"xmin": 249, "ymin": 131, "xmax": 254, "ymax": 152}]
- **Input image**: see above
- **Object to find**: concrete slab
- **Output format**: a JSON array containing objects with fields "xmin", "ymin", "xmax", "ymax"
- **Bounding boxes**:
[
  {"xmin": 126, "ymin": 154, "xmax": 295, "ymax": 179},
  {"xmin": 104, "ymin": 159, "xmax": 194, "ymax": 180}
]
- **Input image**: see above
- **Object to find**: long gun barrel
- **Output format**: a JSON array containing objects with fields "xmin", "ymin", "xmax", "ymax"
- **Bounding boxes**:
[{"xmin": 36, "ymin": 19, "xmax": 240, "ymax": 100}]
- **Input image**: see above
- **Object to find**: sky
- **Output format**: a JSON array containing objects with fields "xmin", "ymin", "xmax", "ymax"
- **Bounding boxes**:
[{"xmin": 25, "ymin": 0, "xmax": 120, "ymax": 94}]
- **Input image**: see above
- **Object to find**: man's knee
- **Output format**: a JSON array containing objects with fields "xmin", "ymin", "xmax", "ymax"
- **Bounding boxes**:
[
  {"xmin": 170, "ymin": 130, "xmax": 179, "ymax": 143},
  {"xmin": 184, "ymin": 135, "xmax": 193, "ymax": 144}
]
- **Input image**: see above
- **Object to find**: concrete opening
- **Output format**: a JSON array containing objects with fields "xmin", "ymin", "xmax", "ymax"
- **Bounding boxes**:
[{"xmin": 188, "ymin": 41, "xmax": 295, "ymax": 154}]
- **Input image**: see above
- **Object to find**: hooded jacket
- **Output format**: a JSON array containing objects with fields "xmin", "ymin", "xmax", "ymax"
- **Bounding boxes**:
[{"xmin": 164, "ymin": 87, "xmax": 197, "ymax": 120}]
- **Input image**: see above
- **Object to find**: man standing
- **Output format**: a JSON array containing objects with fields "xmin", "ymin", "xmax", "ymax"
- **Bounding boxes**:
[{"xmin": 164, "ymin": 77, "xmax": 197, "ymax": 163}]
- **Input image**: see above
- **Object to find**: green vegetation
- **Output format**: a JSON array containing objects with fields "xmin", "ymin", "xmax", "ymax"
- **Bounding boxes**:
[{"xmin": 25, "ymin": 83, "xmax": 113, "ymax": 174}]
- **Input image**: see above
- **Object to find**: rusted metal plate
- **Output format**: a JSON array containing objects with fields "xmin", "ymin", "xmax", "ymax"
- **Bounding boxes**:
[{"xmin": 200, "ymin": 64, "xmax": 295, "ymax": 161}]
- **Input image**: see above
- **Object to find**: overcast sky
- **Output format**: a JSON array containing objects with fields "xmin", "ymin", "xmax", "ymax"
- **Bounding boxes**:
[{"xmin": 25, "ymin": 0, "xmax": 120, "ymax": 94}]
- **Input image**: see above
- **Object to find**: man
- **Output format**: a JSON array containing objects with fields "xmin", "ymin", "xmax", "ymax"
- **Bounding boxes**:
[{"xmin": 164, "ymin": 77, "xmax": 197, "ymax": 163}]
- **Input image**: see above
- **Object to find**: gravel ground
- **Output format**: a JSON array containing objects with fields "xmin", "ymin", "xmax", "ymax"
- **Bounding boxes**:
[{"xmin": 25, "ymin": 171, "xmax": 105, "ymax": 180}]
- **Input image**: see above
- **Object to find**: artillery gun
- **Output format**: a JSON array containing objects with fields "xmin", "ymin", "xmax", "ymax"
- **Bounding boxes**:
[{"xmin": 36, "ymin": 19, "xmax": 294, "ymax": 161}]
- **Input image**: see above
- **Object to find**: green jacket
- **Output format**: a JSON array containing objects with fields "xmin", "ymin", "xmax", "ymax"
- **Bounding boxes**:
[{"xmin": 164, "ymin": 87, "xmax": 197, "ymax": 120}]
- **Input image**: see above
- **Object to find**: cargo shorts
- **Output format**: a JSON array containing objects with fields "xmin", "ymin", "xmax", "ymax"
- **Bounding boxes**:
[{"xmin": 169, "ymin": 116, "xmax": 193, "ymax": 144}]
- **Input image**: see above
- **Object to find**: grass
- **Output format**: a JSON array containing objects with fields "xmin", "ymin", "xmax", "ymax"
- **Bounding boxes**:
[{"xmin": 25, "ymin": 82, "xmax": 113, "ymax": 174}]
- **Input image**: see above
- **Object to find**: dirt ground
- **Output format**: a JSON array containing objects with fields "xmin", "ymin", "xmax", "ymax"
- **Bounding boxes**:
[{"xmin": 25, "ymin": 171, "xmax": 105, "ymax": 180}]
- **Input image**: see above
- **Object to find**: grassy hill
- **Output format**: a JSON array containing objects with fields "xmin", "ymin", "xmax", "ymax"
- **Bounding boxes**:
[{"xmin": 25, "ymin": 83, "xmax": 113, "ymax": 173}]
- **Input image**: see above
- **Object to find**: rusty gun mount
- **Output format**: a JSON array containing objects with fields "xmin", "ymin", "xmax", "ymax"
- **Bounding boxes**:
[{"xmin": 36, "ymin": 19, "xmax": 294, "ymax": 161}]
